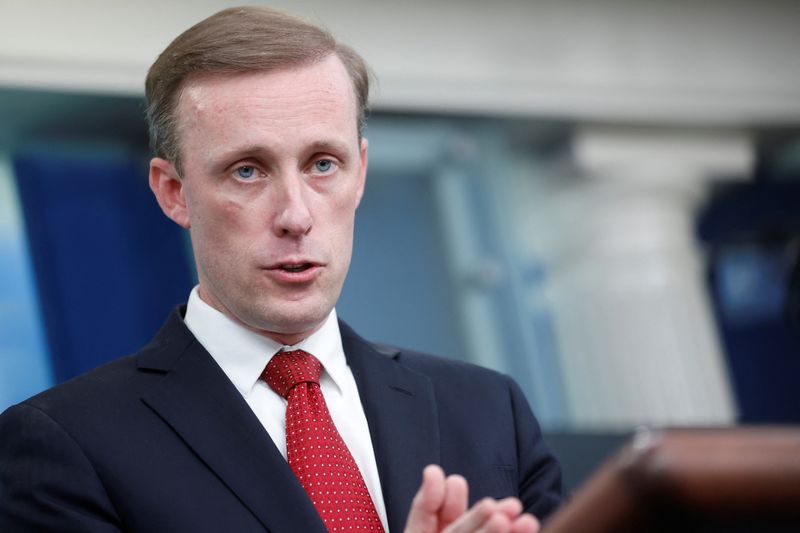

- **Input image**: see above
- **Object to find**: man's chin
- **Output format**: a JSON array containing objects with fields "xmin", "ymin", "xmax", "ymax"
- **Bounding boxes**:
[{"xmin": 243, "ymin": 306, "xmax": 331, "ymax": 344}]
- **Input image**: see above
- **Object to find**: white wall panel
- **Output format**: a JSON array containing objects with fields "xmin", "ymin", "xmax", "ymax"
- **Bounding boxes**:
[{"xmin": 1, "ymin": 0, "xmax": 799, "ymax": 124}]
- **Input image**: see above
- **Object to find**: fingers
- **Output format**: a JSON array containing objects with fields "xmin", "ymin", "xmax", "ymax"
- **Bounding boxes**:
[
  {"xmin": 444, "ymin": 498, "xmax": 540, "ymax": 533},
  {"xmin": 419, "ymin": 464, "xmax": 448, "ymax": 513},
  {"xmin": 481, "ymin": 498, "xmax": 539, "ymax": 533},
  {"xmin": 510, "ymin": 513, "xmax": 540, "ymax": 533},
  {"xmin": 439, "ymin": 474, "xmax": 468, "ymax": 527},
  {"xmin": 444, "ymin": 497, "xmax": 496, "ymax": 533},
  {"xmin": 404, "ymin": 465, "xmax": 540, "ymax": 533},
  {"xmin": 404, "ymin": 465, "xmax": 446, "ymax": 532},
  {"xmin": 494, "ymin": 497, "xmax": 522, "ymax": 519}
]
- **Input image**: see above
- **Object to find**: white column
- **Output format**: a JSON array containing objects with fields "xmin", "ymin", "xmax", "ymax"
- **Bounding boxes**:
[{"xmin": 536, "ymin": 126, "xmax": 752, "ymax": 428}]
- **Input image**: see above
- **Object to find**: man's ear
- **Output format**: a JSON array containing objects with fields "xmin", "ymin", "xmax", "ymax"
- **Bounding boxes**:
[
  {"xmin": 149, "ymin": 157, "xmax": 191, "ymax": 228},
  {"xmin": 355, "ymin": 137, "xmax": 368, "ymax": 208}
]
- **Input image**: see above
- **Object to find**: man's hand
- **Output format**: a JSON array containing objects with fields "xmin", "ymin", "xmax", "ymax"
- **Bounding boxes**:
[{"xmin": 404, "ymin": 465, "xmax": 540, "ymax": 533}]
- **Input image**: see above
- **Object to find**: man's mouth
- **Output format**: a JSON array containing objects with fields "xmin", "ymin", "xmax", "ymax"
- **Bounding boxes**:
[
  {"xmin": 279, "ymin": 263, "xmax": 313, "ymax": 273},
  {"xmin": 264, "ymin": 260, "xmax": 322, "ymax": 282}
]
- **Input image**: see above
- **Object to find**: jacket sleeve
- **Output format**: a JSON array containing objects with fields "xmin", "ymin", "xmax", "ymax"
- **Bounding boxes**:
[
  {"xmin": 506, "ymin": 376, "xmax": 563, "ymax": 520},
  {"xmin": 0, "ymin": 402, "xmax": 122, "ymax": 532}
]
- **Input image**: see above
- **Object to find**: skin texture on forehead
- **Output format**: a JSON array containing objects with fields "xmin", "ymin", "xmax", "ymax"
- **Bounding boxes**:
[
  {"xmin": 183, "ymin": 78, "xmax": 353, "ymax": 151},
  {"xmin": 177, "ymin": 57, "xmax": 359, "ymax": 173}
]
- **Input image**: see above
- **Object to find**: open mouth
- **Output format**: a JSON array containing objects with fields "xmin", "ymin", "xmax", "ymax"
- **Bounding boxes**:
[{"xmin": 279, "ymin": 263, "xmax": 313, "ymax": 273}]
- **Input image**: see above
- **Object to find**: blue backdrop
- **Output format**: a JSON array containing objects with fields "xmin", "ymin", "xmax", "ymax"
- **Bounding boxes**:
[{"xmin": 14, "ymin": 151, "xmax": 194, "ymax": 382}]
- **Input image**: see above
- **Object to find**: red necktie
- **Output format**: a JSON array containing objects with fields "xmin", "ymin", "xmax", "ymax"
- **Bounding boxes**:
[{"xmin": 263, "ymin": 350, "xmax": 384, "ymax": 532}]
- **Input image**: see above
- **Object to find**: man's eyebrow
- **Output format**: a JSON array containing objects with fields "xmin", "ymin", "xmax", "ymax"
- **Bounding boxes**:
[
  {"xmin": 305, "ymin": 139, "xmax": 351, "ymax": 155},
  {"xmin": 214, "ymin": 144, "xmax": 274, "ymax": 161},
  {"xmin": 208, "ymin": 139, "xmax": 353, "ymax": 167}
]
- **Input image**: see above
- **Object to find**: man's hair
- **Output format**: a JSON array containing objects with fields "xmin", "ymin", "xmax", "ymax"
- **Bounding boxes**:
[{"xmin": 145, "ymin": 6, "xmax": 370, "ymax": 174}]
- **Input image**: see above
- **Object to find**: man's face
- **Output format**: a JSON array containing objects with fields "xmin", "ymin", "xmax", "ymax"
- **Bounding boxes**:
[{"xmin": 150, "ymin": 54, "xmax": 367, "ymax": 344}]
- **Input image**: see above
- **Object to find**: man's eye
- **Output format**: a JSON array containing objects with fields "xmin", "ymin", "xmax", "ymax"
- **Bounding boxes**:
[
  {"xmin": 314, "ymin": 159, "xmax": 334, "ymax": 173},
  {"xmin": 234, "ymin": 166, "xmax": 257, "ymax": 179}
]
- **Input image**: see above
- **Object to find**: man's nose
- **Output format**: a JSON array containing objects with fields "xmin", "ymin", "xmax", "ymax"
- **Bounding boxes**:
[{"xmin": 273, "ymin": 174, "xmax": 313, "ymax": 237}]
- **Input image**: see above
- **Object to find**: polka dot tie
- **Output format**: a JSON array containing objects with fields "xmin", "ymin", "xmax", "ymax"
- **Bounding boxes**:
[{"xmin": 263, "ymin": 350, "xmax": 384, "ymax": 532}]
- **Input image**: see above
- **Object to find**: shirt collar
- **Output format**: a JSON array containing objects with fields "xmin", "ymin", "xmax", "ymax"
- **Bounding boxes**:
[{"xmin": 183, "ymin": 286, "xmax": 347, "ymax": 398}]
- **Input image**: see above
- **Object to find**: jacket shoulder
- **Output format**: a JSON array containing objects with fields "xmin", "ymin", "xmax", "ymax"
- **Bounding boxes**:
[
  {"xmin": 14, "ymin": 353, "xmax": 141, "ymax": 419},
  {"xmin": 379, "ymin": 340, "xmax": 512, "ymax": 389},
  {"xmin": 17, "ymin": 306, "xmax": 191, "ymax": 419}
]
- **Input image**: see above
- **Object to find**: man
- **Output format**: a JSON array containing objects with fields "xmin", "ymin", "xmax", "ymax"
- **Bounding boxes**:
[{"xmin": 0, "ymin": 6, "xmax": 561, "ymax": 532}]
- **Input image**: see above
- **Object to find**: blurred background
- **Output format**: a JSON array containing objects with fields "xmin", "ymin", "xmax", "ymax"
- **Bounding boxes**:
[{"xmin": 2, "ymin": 0, "xmax": 800, "ymax": 492}]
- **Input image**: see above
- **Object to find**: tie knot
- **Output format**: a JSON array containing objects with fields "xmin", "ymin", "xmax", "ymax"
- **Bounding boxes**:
[{"xmin": 263, "ymin": 350, "xmax": 322, "ymax": 399}]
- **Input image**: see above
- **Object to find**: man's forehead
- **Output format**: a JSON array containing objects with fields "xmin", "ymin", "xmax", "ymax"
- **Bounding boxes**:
[
  {"xmin": 177, "ymin": 56, "xmax": 357, "ymax": 121},
  {"xmin": 172, "ymin": 57, "xmax": 362, "ymax": 168}
]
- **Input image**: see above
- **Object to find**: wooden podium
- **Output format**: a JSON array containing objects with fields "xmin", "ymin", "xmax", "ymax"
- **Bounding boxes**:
[{"xmin": 542, "ymin": 428, "xmax": 800, "ymax": 532}]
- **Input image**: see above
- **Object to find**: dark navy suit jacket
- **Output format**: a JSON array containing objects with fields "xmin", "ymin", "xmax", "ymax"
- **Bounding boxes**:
[{"xmin": 0, "ymin": 308, "xmax": 562, "ymax": 532}]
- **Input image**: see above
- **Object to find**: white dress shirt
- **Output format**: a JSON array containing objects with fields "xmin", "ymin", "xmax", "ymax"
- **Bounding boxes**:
[{"xmin": 183, "ymin": 287, "xmax": 388, "ymax": 530}]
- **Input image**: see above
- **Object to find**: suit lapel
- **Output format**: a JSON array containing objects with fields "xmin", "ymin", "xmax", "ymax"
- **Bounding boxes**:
[
  {"xmin": 341, "ymin": 322, "xmax": 441, "ymax": 533},
  {"xmin": 138, "ymin": 310, "xmax": 327, "ymax": 533}
]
